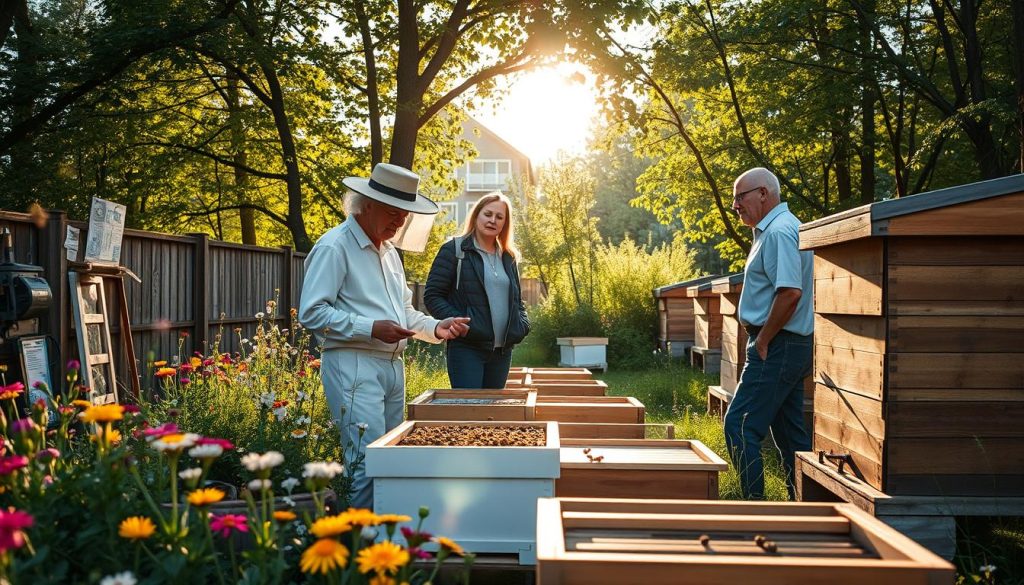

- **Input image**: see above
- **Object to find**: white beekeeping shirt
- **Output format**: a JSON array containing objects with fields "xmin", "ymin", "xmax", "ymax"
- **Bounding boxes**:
[{"xmin": 298, "ymin": 217, "xmax": 441, "ymax": 355}]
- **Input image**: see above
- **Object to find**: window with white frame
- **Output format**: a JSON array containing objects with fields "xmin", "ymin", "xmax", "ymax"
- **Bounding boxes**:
[
  {"xmin": 466, "ymin": 159, "xmax": 511, "ymax": 191},
  {"xmin": 465, "ymin": 200, "xmax": 477, "ymax": 219},
  {"xmin": 438, "ymin": 201, "xmax": 458, "ymax": 223}
]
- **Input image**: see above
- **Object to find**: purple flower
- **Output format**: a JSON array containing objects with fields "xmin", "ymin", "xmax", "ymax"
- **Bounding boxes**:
[
  {"xmin": 10, "ymin": 419, "xmax": 37, "ymax": 434},
  {"xmin": 67, "ymin": 359, "xmax": 81, "ymax": 370}
]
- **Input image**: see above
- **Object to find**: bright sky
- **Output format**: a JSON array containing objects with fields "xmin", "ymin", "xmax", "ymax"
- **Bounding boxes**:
[{"xmin": 473, "ymin": 62, "xmax": 601, "ymax": 165}]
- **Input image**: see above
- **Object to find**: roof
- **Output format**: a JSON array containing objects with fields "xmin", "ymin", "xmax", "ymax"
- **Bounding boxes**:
[
  {"xmin": 800, "ymin": 173, "xmax": 1024, "ymax": 249},
  {"xmin": 710, "ymin": 272, "xmax": 744, "ymax": 294},
  {"xmin": 653, "ymin": 274, "xmax": 721, "ymax": 297},
  {"xmin": 463, "ymin": 115, "xmax": 535, "ymax": 183}
]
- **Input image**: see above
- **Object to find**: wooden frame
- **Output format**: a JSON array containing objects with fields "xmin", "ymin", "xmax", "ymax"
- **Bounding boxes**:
[
  {"xmin": 528, "ymin": 367, "xmax": 593, "ymax": 381},
  {"xmin": 558, "ymin": 422, "xmax": 676, "ymax": 440},
  {"xmin": 407, "ymin": 389, "xmax": 536, "ymax": 421},
  {"xmin": 529, "ymin": 380, "xmax": 608, "ymax": 397},
  {"xmin": 68, "ymin": 272, "xmax": 118, "ymax": 404},
  {"xmin": 556, "ymin": 438, "xmax": 727, "ymax": 500},
  {"xmin": 536, "ymin": 498, "xmax": 954, "ymax": 585},
  {"xmin": 535, "ymin": 396, "xmax": 644, "ymax": 424}
]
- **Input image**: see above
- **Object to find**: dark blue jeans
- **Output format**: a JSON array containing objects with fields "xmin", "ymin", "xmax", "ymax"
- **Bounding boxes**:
[
  {"xmin": 445, "ymin": 340, "xmax": 513, "ymax": 389},
  {"xmin": 724, "ymin": 330, "xmax": 812, "ymax": 500}
]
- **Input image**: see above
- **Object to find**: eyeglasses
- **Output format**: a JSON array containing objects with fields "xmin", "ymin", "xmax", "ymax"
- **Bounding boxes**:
[{"xmin": 733, "ymin": 186, "xmax": 763, "ymax": 201}]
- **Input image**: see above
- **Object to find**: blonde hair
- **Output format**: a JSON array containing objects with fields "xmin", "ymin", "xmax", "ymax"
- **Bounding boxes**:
[{"xmin": 460, "ymin": 191, "xmax": 520, "ymax": 260}]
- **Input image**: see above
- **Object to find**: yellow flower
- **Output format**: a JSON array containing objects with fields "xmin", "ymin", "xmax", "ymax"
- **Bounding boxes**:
[
  {"xmin": 300, "ymin": 538, "xmax": 349, "ymax": 575},
  {"xmin": 376, "ymin": 514, "xmax": 412, "ymax": 526},
  {"xmin": 433, "ymin": 536, "xmax": 465, "ymax": 556},
  {"xmin": 310, "ymin": 514, "xmax": 352, "ymax": 538},
  {"xmin": 119, "ymin": 516, "xmax": 156, "ymax": 540},
  {"xmin": 71, "ymin": 399, "xmax": 92, "ymax": 408},
  {"xmin": 155, "ymin": 367, "xmax": 177, "ymax": 378},
  {"xmin": 357, "ymin": 541, "xmax": 409, "ymax": 575},
  {"xmin": 273, "ymin": 510, "xmax": 296, "ymax": 522},
  {"xmin": 153, "ymin": 360, "xmax": 168, "ymax": 367},
  {"xmin": 340, "ymin": 507, "xmax": 381, "ymax": 527},
  {"xmin": 187, "ymin": 488, "xmax": 225, "ymax": 507},
  {"xmin": 369, "ymin": 576, "xmax": 396, "ymax": 585},
  {"xmin": 190, "ymin": 357, "xmax": 202, "ymax": 368},
  {"xmin": 81, "ymin": 404, "xmax": 125, "ymax": 423}
]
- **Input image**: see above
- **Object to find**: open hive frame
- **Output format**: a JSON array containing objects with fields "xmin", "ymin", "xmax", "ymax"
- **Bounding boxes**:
[
  {"xmin": 536, "ymin": 498, "xmax": 953, "ymax": 585},
  {"xmin": 407, "ymin": 389, "xmax": 537, "ymax": 421}
]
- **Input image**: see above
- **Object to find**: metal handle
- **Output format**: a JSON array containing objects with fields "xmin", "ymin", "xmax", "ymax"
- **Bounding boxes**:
[{"xmin": 818, "ymin": 450, "xmax": 853, "ymax": 475}]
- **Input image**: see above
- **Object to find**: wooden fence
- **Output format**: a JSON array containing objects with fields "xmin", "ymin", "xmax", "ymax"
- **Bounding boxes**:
[{"xmin": 1, "ymin": 209, "xmax": 547, "ymax": 398}]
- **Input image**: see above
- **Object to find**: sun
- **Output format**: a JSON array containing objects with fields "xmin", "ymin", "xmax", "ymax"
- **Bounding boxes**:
[{"xmin": 473, "ymin": 62, "xmax": 599, "ymax": 165}]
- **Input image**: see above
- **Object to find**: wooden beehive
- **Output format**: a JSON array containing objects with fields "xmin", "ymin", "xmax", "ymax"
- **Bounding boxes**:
[
  {"xmin": 799, "ymin": 174, "xmax": 1024, "ymax": 497},
  {"xmin": 407, "ymin": 389, "xmax": 536, "ymax": 421},
  {"xmin": 556, "ymin": 438, "xmax": 727, "ymax": 500},
  {"xmin": 687, "ymin": 278, "xmax": 724, "ymax": 374},
  {"xmin": 535, "ymin": 396, "xmax": 645, "ymax": 424},
  {"xmin": 536, "ymin": 498, "xmax": 954, "ymax": 585},
  {"xmin": 529, "ymin": 367, "xmax": 594, "ymax": 381},
  {"xmin": 653, "ymin": 275, "xmax": 720, "ymax": 354},
  {"xmin": 708, "ymin": 274, "xmax": 746, "ymax": 415},
  {"xmin": 530, "ymin": 380, "xmax": 608, "ymax": 397},
  {"xmin": 558, "ymin": 422, "xmax": 676, "ymax": 440}
]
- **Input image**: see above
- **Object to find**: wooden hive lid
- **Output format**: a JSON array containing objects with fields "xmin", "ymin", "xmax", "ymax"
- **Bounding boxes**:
[
  {"xmin": 654, "ymin": 274, "xmax": 721, "ymax": 298},
  {"xmin": 800, "ymin": 174, "xmax": 1024, "ymax": 250},
  {"xmin": 710, "ymin": 272, "xmax": 744, "ymax": 295}
]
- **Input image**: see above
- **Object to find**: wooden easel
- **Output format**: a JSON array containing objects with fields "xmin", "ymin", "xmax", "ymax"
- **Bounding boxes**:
[{"xmin": 68, "ymin": 262, "xmax": 140, "ymax": 404}]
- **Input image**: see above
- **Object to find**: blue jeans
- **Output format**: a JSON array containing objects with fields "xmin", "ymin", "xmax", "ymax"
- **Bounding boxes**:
[
  {"xmin": 446, "ymin": 341, "xmax": 513, "ymax": 389},
  {"xmin": 724, "ymin": 330, "xmax": 812, "ymax": 500}
]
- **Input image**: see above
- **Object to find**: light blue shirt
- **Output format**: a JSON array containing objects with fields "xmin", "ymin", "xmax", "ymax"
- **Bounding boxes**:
[
  {"xmin": 298, "ymin": 217, "xmax": 441, "ymax": 353},
  {"xmin": 738, "ymin": 202, "xmax": 814, "ymax": 336}
]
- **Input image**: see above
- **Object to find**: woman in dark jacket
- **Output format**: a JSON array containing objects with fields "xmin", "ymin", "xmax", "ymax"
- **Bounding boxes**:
[{"xmin": 424, "ymin": 191, "xmax": 529, "ymax": 389}]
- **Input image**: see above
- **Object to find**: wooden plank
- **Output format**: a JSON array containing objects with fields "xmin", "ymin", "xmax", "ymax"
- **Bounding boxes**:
[
  {"xmin": 886, "ymin": 474, "xmax": 1024, "ymax": 497},
  {"xmin": 886, "ymin": 402, "xmax": 1024, "ymax": 438},
  {"xmin": 560, "ymin": 512, "xmax": 851, "ymax": 534},
  {"xmin": 692, "ymin": 297, "xmax": 720, "ymax": 315},
  {"xmin": 813, "ymin": 239, "xmax": 884, "ymax": 316},
  {"xmin": 799, "ymin": 206, "xmax": 872, "ymax": 249},
  {"xmin": 887, "ymin": 438, "xmax": 1024, "ymax": 474},
  {"xmin": 887, "ymin": 236, "xmax": 1024, "ymax": 265},
  {"xmin": 813, "ymin": 433, "xmax": 883, "ymax": 490},
  {"xmin": 719, "ymin": 361, "xmax": 741, "ymax": 394},
  {"xmin": 888, "ymin": 353, "xmax": 1024, "ymax": 389},
  {"xmin": 814, "ymin": 315, "xmax": 885, "ymax": 355},
  {"xmin": 889, "ymin": 300, "xmax": 1024, "ymax": 316},
  {"xmin": 814, "ymin": 413, "xmax": 883, "ymax": 464},
  {"xmin": 880, "ymin": 191, "xmax": 1024, "ymax": 236},
  {"xmin": 695, "ymin": 314, "xmax": 723, "ymax": 349},
  {"xmin": 719, "ymin": 292, "xmax": 740, "ymax": 316},
  {"xmin": 815, "ymin": 345, "xmax": 884, "ymax": 400},
  {"xmin": 888, "ymin": 388, "xmax": 1024, "ymax": 402},
  {"xmin": 888, "ymin": 265, "xmax": 1024, "ymax": 302},
  {"xmin": 889, "ymin": 315, "xmax": 1024, "ymax": 352},
  {"xmin": 557, "ymin": 423, "xmax": 675, "ymax": 440},
  {"xmin": 813, "ymin": 384, "xmax": 884, "ymax": 439},
  {"xmin": 556, "ymin": 468, "xmax": 717, "ymax": 500}
]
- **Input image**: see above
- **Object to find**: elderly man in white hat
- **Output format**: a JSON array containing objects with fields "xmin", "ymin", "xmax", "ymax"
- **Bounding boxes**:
[{"xmin": 299, "ymin": 163, "xmax": 470, "ymax": 508}]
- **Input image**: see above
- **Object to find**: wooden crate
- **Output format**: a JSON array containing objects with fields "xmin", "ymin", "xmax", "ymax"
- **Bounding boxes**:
[
  {"xmin": 556, "ymin": 438, "xmax": 727, "ymax": 500},
  {"xmin": 535, "ymin": 396, "xmax": 644, "ymax": 424},
  {"xmin": 536, "ymin": 498, "xmax": 954, "ymax": 585},
  {"xmin": 365, "ymin": 420, "xmax": 560, "ymax": 564},
  {"xmin": 407, "ymin": 389, "xmax": 536, "ymax": 421},
  {"xmin": 529, "ymin": 380, "xmax": 608, "ymax": 397},
  {"xmin": 558, "ymin": 422, "xmax": 675, "ymax": 440},
  {"xmin": 529, "ymin": 367, "xmax": 594, "ymax": 381},
  {"xmin": 800, "ymin": 175, "xmax": 1024, "ymax": 498}
]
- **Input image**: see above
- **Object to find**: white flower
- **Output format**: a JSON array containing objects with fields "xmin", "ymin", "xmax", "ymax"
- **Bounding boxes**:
[
  {"xmin": 281, "ymin": 477, "xmax": 301, "ymax": 494},
  {"xmin": 295, "ymin": 391, "xmax": 307, "ymax": 402},
  {"xmin": 302, "ymin": 461, "xmax": 344, "ymax": 480},
  {"xmin": 295, "ymin": 415, "xmax": 311, "ymax": 426},
  {"xmin": 356, "ymin": 422, "xmax": 368, "ymax": 431},
  {"xmin": 150, "ymin": 433, "xmax": 200, "ymax": 453},
  {"xmin": 188, "ymin": 444, "xmax": 224, "ymax": 460},
  {"xmin": 255, "ymin": 312, "xmax": 265, "ymax": 319},
  {"xmin": 178, "ymin": 468, "xmax": 202, "ymax": 481},
  {"xmin": 100, "ymin": 572, "xmax": 137, "ymax": 585},
  {"xmin": 273, "ymin": 406, "xmax": 288, "ymax": 421},
  {"xmin": 247, "ymin": 478, "xmax": 272, "ymax": 491},
  {"xmin": 980, "ymin": 565, "xmax": 997, "ymax": 574},
  {"xmin": 282, "ymin": 496, "xmax": 296, "ymax": 506},
  {"xmin": 241, "ymin": 338, "xmax": 250, "ymax": 345},
  {"xmin": 259, "ymin": 392, "xmax": 276, "ymax": 407},
  {"xmin": 241, "ymin": 451, "xmax": 285, "ymax": 471}
]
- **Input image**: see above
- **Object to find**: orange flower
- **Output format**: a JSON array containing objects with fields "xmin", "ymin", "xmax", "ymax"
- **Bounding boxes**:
[
  {"xmin": 300, "ymin": 538, "xmax": 349, "ymax": 575},
  {"xmin": 357, "ymin": 541, "xmax": 409, "ymax": 575},
  {"xmin": 187, "ymin": 488, "xmax": 225, "ymax": 507},
  {"xmin": 272, "ymin": 510, "xmax": 296, "ymax": 522},
  {"xmin": 340, "ymin": 508, "xmax": 380, "ymax": 527},
  {"xmin": 119, "ymin": 516, "xmax": 156, "ymax": 540},
  {"xmin": 153, "ymin": 360, "xmax": 168, "ymax": 367},
  {"xmin": 155, "ymin": 367, "xmax": 177, "ymax": 378}
]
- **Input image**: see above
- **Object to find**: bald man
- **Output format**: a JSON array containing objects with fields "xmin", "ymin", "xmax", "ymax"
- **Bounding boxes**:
[{"xmin": 724, "ymin": 167, "xmax": 814, "ymax": 500}]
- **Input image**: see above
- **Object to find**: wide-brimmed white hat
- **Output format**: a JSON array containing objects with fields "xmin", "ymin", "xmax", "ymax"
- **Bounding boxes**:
[{"xmin": 342, "ymin": 163, "xmax": 439, "ymax": 215}]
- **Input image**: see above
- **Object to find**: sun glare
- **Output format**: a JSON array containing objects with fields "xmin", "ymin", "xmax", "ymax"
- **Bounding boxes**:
[{"xmin": 474, "ymin": 63, "xmax": 599, "ymax": 165}]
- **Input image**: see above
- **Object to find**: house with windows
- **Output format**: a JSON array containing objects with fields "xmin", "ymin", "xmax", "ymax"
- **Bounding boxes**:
[{"xmin": 437, "ymin": 116, "xmax": 533, "ymax": 231}]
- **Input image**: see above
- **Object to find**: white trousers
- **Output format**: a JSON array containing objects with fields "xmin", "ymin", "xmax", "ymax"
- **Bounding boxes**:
[{"xmin": 320, "ymin": 348, "xmax": 405, "ymax": 509}]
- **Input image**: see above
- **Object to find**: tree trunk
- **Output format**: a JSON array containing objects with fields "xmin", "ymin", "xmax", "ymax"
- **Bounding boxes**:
[
  {"xmin": 858, "ymin": 0, "xmax": 877, "ymax": 204},
  {"xmin": 227, "ymin": 71, "xmax": 256, "ymax": 245},
  {"xmin": 10, "ymin": 0, "xmax": 36, "ymax": 190},
  {"xmin": 260, "ymin": 62, "xmax": 311, "ymax": 251},
  {"xmin": 389, "ymin": 0, "xmax": 421, "ymax": 169}
]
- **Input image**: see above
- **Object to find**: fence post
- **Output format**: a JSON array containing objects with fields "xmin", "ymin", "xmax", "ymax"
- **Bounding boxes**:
[
  {"xmin": 190, "ymin": 233, "xmax": 209, "ymax": 350},
  {"xmin": 40, "ymin": 210, "xmax": 69, "ymax": 371},
  {"xmin": 280, "ymin": 246, "xmax": 293, "ymax": 318}
]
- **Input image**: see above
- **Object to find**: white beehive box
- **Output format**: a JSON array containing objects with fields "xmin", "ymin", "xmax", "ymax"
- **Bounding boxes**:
[
  {"xmin": 365, "ymin": 420, "xmax": 560, "ymax": 564},
  {"xmin": 556, "ymin": 337, "xmax": 609, "ymax": 371}
]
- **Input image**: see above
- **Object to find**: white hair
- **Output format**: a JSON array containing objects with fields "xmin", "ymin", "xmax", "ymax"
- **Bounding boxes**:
[
  {"xmin": 735, "ymin": 167, "xmax": 781, "ymax": 200},
  {"xmin": 343, "ymin": 190, "xmax": 371, "ymax": 216}
]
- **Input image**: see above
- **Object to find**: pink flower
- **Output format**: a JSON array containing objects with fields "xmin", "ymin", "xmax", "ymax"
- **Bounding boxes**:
[
  {"xmin": 66, "ymin": 359, "xmax": 81, "ymax": 370},
  {"xmin": 220, "ymin": 355, "xmax": 234, "ymax": 365},
  {"xmin": 122, "ymin": 404, "xmax": 141, "ymax": 414},
  {"xmin": 0, "ymin": 456, "xmax": 29, "ymax": 475},
  {"xmin": 408, "ymin": 547, "xmax": 432, "ymax": 560},
  {"xmin": 179, "ymin": 363, "xmax": 193, "ymax": 373},
  {"xmin": 196, "ymin": 437, "xmax": 234, "ymax": 450},
  {"xmin": 179, "ymin": 377, "xmax": 191, "ymax": 386},
  {"xmin": 401, "ymin": 526, "xmax": 432, "ymax": 548},
  {"xmin": 11, "ymin": 419, "xmax": 37, "ymax": 434},
  {"xmin": 209, "ymin": 514, "xmax": 249, "ymax": 538},
  {"xmin": 0, "ymin": 508, "xmax": 33, "ymax": 552},
  {"xmin": 0, "ymin": 382, "xmax": 25, "ymax": 400},
  {"xmin": 143, "ymin": 422, "xmax": 179, "ymax": 439},
  {"xmin": 35, "ymin": 448, "xmax": 60, "ymax": 462}
]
